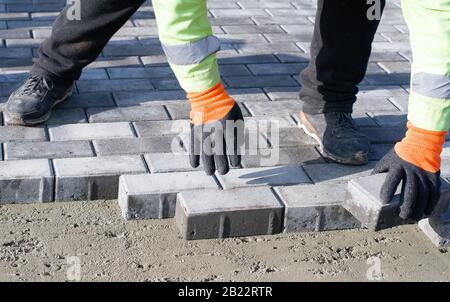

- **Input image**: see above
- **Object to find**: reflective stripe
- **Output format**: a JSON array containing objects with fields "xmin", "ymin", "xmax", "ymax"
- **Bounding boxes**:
[
  {"xmin": 162, "ymin": 35, "xmax": 221, "ymax": 66},
  {"xmin": 412, "ymin": 72, "xmax": 450, "ymax": 99}
]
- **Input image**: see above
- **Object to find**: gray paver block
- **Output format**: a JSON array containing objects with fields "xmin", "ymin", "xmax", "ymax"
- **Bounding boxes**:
[
  {"xmin": 53, "ymin": 155, "xmax": 147, "ymax": 201},
  {"xmin": 0, "ymin": 125, "xmax": 47, "ymax": 142},
  {"xmin": 216, "ymin": 165, "xmax": 311, "ymax": 190},
  {"xmin": 93, "ymin": 136, "xmax": 182, "ymax": 156},
  {"xmin": 46, "ymin": 108, "xmax": 87, "ymax": 125},
  {"xmin": 86, "ymin": 106, "xmax": 169, "ymax": 123},
  {"xmin": 4, "ymin": 140, "xmax": 94, "ymax": 160},
  {"xmin": 144, "ymin": 153, "xmax": 200, "ymax": 173},
  {"xmin": 118, "ymin": 172, "xmax": 218, "ymax": 220},
  {"xmin": 134, "ymin": 120, "xmax": 190, "ymax": 137},
  {"xmin": 345, "ymin": 174, "xmax": 450, "ymax": 231},
  {"xmin": 276, "ymin": 184, "xmax": 361, "ymax": 233},
  {"xmin": 418, "ymin": 209, "xmax": 450, "ymax": 248},
  {"xmin": 0, "ymin": 159, "xmax": 53, "ymax": 204},
  {"xmin": 175, "ymin": 187, "xmax": 284, "ymax": 240},
  {"xmin": 49, "ymin": 122, "xmax": 135, "ymax": 141},
  {"xmin": 303, "ymin": 162, "xmax": 376, "ymax": 184},
  {"xmin": 241, "ymin": 147, "xmax": 323, "ymax": 168}
]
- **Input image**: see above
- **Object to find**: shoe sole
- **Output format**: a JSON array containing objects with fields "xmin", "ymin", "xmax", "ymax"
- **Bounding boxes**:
[
  {"xmin": 298, "ymin": 114, "xmax": 368, "ymax": 166},
  {"xmin": 4, "ymin": 91, "xmax": 72, "ymax": 126}
]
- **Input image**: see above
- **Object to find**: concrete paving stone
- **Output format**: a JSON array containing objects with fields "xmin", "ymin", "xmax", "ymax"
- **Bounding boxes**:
[
  {"xmin": 134, "ymin": 120, "xmax": 190, "ymax": 137},
  {"xmin": 224, "ymin": 75, "xmax": 299, "ymax": 88},
  {"xmin": 107, "ymin": 66, "xmax": 174, "ymax": 79},
  {"xmin": 144, "ymin": 153, "xmax": 201, "ymax": 173},
  {"xmin": 368, "ymin": 111, "xmax": 407, "ymax": 127},
  {"xmin": 0, "ymin": 47, "xmax": 31, "ymax": 58},
  {"xmin": 0, "ymin": 159, "xmax": 53, "ymax": 204},
  {"xmin": 388, "ymin": 96, "xmax": 409, "ymax": 112},
  {"xmin": 93, "ymin": 136, "xmax": 183, "ymax": 156},
  {"xmin": 368, "ymin": 143, "xmax": 394, "ymax": 161},
  {"xmin": 242, "ymin": 146, "xmax": 323, "ymax": 168},
  {"xmin": 227, "ymin": 88, "xmax": 270, "ymax": 102},
  {"xmin": 275, "ymin": 52, "xmax": 309, "ymax": 63},
  {"xmin": 103, "ymin": 43, "xmax": 162, "ymax": 57},
  {"xmin": 209, "ymin": 18, "xmax": 255, "ymax": 26},
  {"xmin": 78, "ymin": 68, "xmax": 109, "ymax": 80},
  {"xmin": 49, "ymin": 122, "xmax": 135, "ymax": 141},
  {"xmin": 209, "ymin": 9, "xmax": 270, "ymax": 18},
  {"xmin": 251, "ymin": 16, "xmax": 311, "ymax": 25},
  {"xmin": 113, "ymin": 27, "xmax": 158, "ymax": 37},
  {"xmin": 222, "ymin": 25, "xmax": 284, "ymax": 34},
  {"xmin": 275, "ymin": 183, "xmax": 361, "ymax": 232},
  {"xmin": 361, "ymin": 126, "xmax": 406, "ymax": 144},
  {"xmin": 217, "ymin": 53, "xmax": 278, "ymax": 65},
  {"xmin": 87, "ymin": 56, "xmax": 142, "ymax": 69},
  {"xmin": 247, "ymin": 63, "xmax": 307, "ymax": 75},
  {"xmin": 418, "ymin": 209, "xmax": 450, "ymax": 248},
  {"xmin": 216, "ymin": 33, "xmax": 267, "ymax": 43},
  {"xmin": 165, "ymin": 101, "xmax": 250, "ymax": 120},
  {"xmin": 0, "ymin": 28, "xmax": 31, "ymax": 39},
  {"xmin": 76, "ymin": 79, "xmax": 154, "ymax": 93},
  {"xmin": 114, "ymin": 90, "xmax": 185, "ymax": 107},
  {"xmin": 176, "ymin": 187, "xmax": 284, "ymax": 240},
  {"xmin": 267, "ymin": 127, "xmax": 317, "ymax": 148},
  {"xmin": 264, "ymin": 86, "xmax": 300, "ymax": 101},
  {"xmin": 4, "ymin": 38, "xmax": 45, "ymax": 47},
  {"xmin": 218, "ymin": 64, "xmax": 251, "ymax": 76},
  {"xmin": 151, "ymin": 77, "xmax": 182, "ymax": 91},
  {"xmin": 0, "ymin": 125, "xmax": 47, "ymax": 142},
  {"xmin": 4, "ymin": 140, "xmax": 93, "ymax": 160},
  {"xmin": 235, "ymin": 43, "xmax": 301, "ymax": 54},
  {"xmin": 87, "ymin": 105, "xmax": 169, "ymax": 123},
  {"xmin": 353, "ymin": 97, "xmax": 401, "ymax": 113},
  {"xmin": 0, "ymin": 81, "xmax": 21, "ymax": 97},
  {"xmin": 244, "ymin": 115, "xmax": 296, "ymax": 129},
  {"xmin": 245, "ymin": 100, "xmax": 301, "ymax": 116},
  {"xmin": 345, "ymin": 174, "xmax": 450, "ymax": 231},
  {"xmin": 303, "ymin": 162, "xmax": 377, "ymax": 184},
  {"xmin": 45, "ymin": 108, "xmax": 87, "ymax": 125},
  {"xmin": 364, "ymin": 73, "xmax": 410, "ymax": 86},
  {"xmin": 216, "ymin": 165, "xmax": 311, "ymax": 190},
  {"xmin": 118, "ymin": 171, "xmax": 218, "ymax": 220},
  {"xmin": 58, "ymin": 93, "xmax": 116, "ymax": 109},
  {"xmin": 53, "ymin": 155, "xmax": 147, "ymax": 201},
  {"xmin": 238, "ymin": 1, "xmax": 295, "ymax": 9},
  {"xmin": 264, "ymin": 33, "xmax": 313, "ymax": 43}
]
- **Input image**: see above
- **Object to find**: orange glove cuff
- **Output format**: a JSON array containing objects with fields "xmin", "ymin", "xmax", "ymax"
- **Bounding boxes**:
[
  {"xmin": 395, "ymin": 122, "xmax": 447, "ymax": 173},
  {"xmin": 187, "ymin": 83, "xmax": 235, "ymax": 125}
]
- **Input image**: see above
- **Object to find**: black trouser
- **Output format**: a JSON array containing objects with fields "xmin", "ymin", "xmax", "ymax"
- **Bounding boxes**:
[
  {"xmin": 300, "ymin": 0, "xmax": 386, "ymax": 114},
  {"xmin": 31, "ymin": 0, "xmax": 145, "ymax": 83},
  {"xmin": 32, "ymin": 0, "xmax": 385, "ymax": 113}
]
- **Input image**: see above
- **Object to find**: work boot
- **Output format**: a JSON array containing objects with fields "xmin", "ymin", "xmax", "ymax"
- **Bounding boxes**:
[
  {"xmin": 298, "ymin": 111, "xmax": 369, "ymax": 165},
  {"xmin": 5, "ymin": 75, "xmax": 73, "ymax": 126}
]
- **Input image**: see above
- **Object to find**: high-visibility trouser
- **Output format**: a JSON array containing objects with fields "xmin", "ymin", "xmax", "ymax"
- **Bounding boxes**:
[
  {"xmin": 402, "ymin": 0, "xmax": 450, "ymax": 131},
  {"xmin": 152, "ymin": 0, "xmax": 220, "ymax": 93}
]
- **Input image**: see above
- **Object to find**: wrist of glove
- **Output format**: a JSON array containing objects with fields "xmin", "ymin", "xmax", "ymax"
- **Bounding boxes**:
[
  {"xmin": 188, "ymin": 83, "xmax": 244, "ymax": 176},
  {"xmin": 372, "ymin": 122, "xmax": 447, "ymax": 220}
]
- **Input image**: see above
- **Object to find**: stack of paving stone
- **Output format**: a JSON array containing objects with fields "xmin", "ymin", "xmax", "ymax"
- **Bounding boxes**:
[{"xmin": 0, "ymin": 0, "xmax": 449, "ymax": 245}]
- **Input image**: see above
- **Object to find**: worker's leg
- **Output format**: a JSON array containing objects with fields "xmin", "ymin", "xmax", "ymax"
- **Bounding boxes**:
[
  {"xmin": 31, "ymin": 0, "xmax": 145, "ymax": 83},
  {"xmin": 152, "ymin": 0, "xmax": 242, "ymax": 176},
  {"xmin": 402, "ymin": 0, "xmax": 450, "ymax": 132},
  {"xmin": 297, "ymin": 0, "xmax": 386, "ymax": 165},
  {"xmin": 372, "ymin": 0, "xmax": 450, "ymax": 220},
  {"xmin": 300, "ymin": 0, "xmax": 386, "ymax": 113}
]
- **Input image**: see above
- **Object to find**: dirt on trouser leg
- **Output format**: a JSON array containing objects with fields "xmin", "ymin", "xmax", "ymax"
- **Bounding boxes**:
[{"xmin": 0, "ymin": 200, "xmax": 448, "ymax": 282}]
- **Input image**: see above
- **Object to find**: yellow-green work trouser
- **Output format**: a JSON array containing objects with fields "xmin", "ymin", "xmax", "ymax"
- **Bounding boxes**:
[{"xmin": 402, "ymin": 0, "xmax": 450, "ymax": 131}]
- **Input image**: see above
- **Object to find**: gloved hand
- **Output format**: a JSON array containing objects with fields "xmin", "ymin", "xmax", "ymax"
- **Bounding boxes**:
[
  {"xmin": 372, "ymin": 122, "xmax": 447, "ymax": 220},
  {"xmin": 188, "ymin": 83, "xmax": 244, "ymax": 176}
]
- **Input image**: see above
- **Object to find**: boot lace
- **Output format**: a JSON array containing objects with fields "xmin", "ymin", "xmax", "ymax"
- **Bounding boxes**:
[{"xmin": 19, "ymin": 75, "xmax": 53, "ymax": 98}]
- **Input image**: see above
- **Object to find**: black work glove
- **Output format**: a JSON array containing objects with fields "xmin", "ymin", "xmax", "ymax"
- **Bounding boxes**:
[
  {"xmin": 371, "ymin": 149, "xmax": 442, "ymax": 221},
  {"xmin": 190, "ymin": 103, "xmax": 244, "ymax": 176}
]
